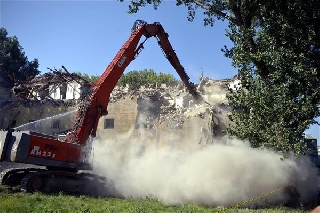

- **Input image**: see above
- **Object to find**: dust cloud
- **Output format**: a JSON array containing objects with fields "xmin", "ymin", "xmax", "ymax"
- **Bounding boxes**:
[{"xmin": 92, "ymin": 130, "xmax": 318, "ymax": 207}]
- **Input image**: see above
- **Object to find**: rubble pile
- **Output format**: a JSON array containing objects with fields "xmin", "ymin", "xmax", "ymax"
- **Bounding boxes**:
[
  {"xmin": 111, "ymin": 85, "xmax": 191, "ymax": 128},
  {"xmin": 109, "ymin": 86, "xmax": 132, "ymax": 103},
  {"xmin": 197, "ymin": 75, "xmax": 231, "ymax": 94},
  {"xmin": 109, "ymin": 75, "xmax": 235, "ymax": 129}
]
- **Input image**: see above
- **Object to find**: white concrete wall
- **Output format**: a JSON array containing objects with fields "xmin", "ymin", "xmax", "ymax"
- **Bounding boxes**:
[
  {"xmin": 66, "ymin": 84, "xmax": 74, "ymax": 100},
  {"xmin": 74, "ymin": 83, "xmax": 81, "ymax": 99},
  {"xmin": 66, "ymin": 82, "xmax": 81, "ymax": 100},
  {"xmin": 49, "ymin": 85, "xmax": 60, "ymax": 99},
  {"xmin": 175, "ymin": 97, "xmax": 184, "ymax": 108},
  {"xmin": 50, "ymin": 82, "xmax": 82, "ymax": 100}
]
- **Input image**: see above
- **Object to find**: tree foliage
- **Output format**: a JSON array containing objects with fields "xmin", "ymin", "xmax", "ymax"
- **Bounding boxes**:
[
  {"xmin": 121, "ymin": 0, "xmax": 320, "ymax": 155},
  {"xmin": 73, "ymin": 71, "xmax": 99, "ymax": 84},
  {"xmin": 73, "ymin": 69, "xmax": 178, "ymax": 90},
  {"xmin": 117, "ymin": 69, "xmax": 178, "ymax": 89},
  {"xmin": 0, "ymin": 28, "xmax": 40, "ymax": 86},
  {"xmin": 225, "ymin": 1, "xmax": 320, "ymax": 155}
]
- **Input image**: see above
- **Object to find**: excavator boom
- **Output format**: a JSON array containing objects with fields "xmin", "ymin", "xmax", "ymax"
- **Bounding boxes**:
[{"xmin": 67, "ymin": 20, "xmax": 202, "ymax": 145}]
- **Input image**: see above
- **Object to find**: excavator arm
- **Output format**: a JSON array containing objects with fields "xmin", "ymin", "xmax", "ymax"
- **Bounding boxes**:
[{"xmin": 66, "ymin": 20, "xmax": 203, "ymax": 145}]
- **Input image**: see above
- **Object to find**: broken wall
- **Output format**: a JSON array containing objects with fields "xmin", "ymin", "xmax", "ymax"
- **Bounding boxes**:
[
  {"xmin": 95, "ymin": 77, "xmax": 233, "ymax": 151},
  {"xmin": 0, "ymin": 102, "xmax": 77, "ymax": 135}
]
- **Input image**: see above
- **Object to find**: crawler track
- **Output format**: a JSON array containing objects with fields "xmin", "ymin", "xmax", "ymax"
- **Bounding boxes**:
[
  {"xmin": 1, "ymin": 168, "xmax": 119, "ymax": 197},
  {"xmin": 0, "ymin": 167, "xmax": 44, "ymax": 186}
]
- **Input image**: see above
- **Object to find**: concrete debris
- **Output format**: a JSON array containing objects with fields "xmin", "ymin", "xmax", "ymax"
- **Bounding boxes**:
[{"xmin": 108, "ymin": 76, "xmax": 236, "ymax": 133}]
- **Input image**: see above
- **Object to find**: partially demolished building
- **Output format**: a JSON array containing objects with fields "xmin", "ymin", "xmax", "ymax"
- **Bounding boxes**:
[
  {"xmin": 0, "ymin": 70, "xmax": 239, "ymax": 150},
  {"xmin": 0, "ymin": 68, "xmax": 90, "ymax": 133}
]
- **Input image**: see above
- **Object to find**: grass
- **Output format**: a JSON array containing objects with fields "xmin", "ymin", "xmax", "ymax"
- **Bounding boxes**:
[{"xmin": 0, "ymin": 186, "xmax": 311, "ymax": 213}]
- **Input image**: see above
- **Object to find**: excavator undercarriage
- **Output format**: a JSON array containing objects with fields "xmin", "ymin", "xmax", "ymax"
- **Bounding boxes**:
[
  {"xmin": 0, "ymin": 167, "xmax": 117, "ymax": 197},
  {"xmin": 0, "ymin": 129, "xmax": 118, "ymax": 196}
]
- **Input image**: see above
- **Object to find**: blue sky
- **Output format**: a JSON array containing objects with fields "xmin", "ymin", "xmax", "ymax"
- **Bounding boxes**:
[
  {"xmin": 1, "ymin": 0, "xmax": 319, "ymax": 142},
  {"xmin": 1, "ymin": 0, "xmax": 235, "ymax": 82}
]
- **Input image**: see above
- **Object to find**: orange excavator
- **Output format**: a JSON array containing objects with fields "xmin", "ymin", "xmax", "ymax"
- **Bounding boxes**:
[{"xmin": 0, "ymin": 20, "xmax": 202, "ymax": 195}]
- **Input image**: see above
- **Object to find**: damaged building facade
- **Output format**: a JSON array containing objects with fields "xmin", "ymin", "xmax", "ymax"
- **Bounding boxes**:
[
  {"xmin": 0, "ymin": 70, "xmax": 239, "ymax": 150},
  {"xmin": 94, "ymin": 76, "xmax": 235, "ymax": 150},
  {"xmin": 0, "ymin": 69, "xmax": 90, "ymax": 134}
]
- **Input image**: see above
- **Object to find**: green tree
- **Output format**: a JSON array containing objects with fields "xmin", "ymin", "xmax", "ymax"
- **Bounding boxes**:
[
  {"xmin": 224, "ymin": 1, "xmax": 320, "ymax": 155},
  {"xmin": 117, "ymin": 69, "xmax": 178, "ymax": 89},
  {"xmin": 121, "ymin": 0, "xmax": 320, "ymax": 155},
  {"xmin": 158, "ymin": 72, "xmax": 177, "ymax": 85},
  {"xmin": 73, "ymin": 71, "xmax": 99, "ymax": 84},
  {"xmin": 0, "ymin": 28, "xmax": 40, "ymax": 86},
  {"xmin": 118, "ymin": 70, "xmax": 141, "ymax": 89}
]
